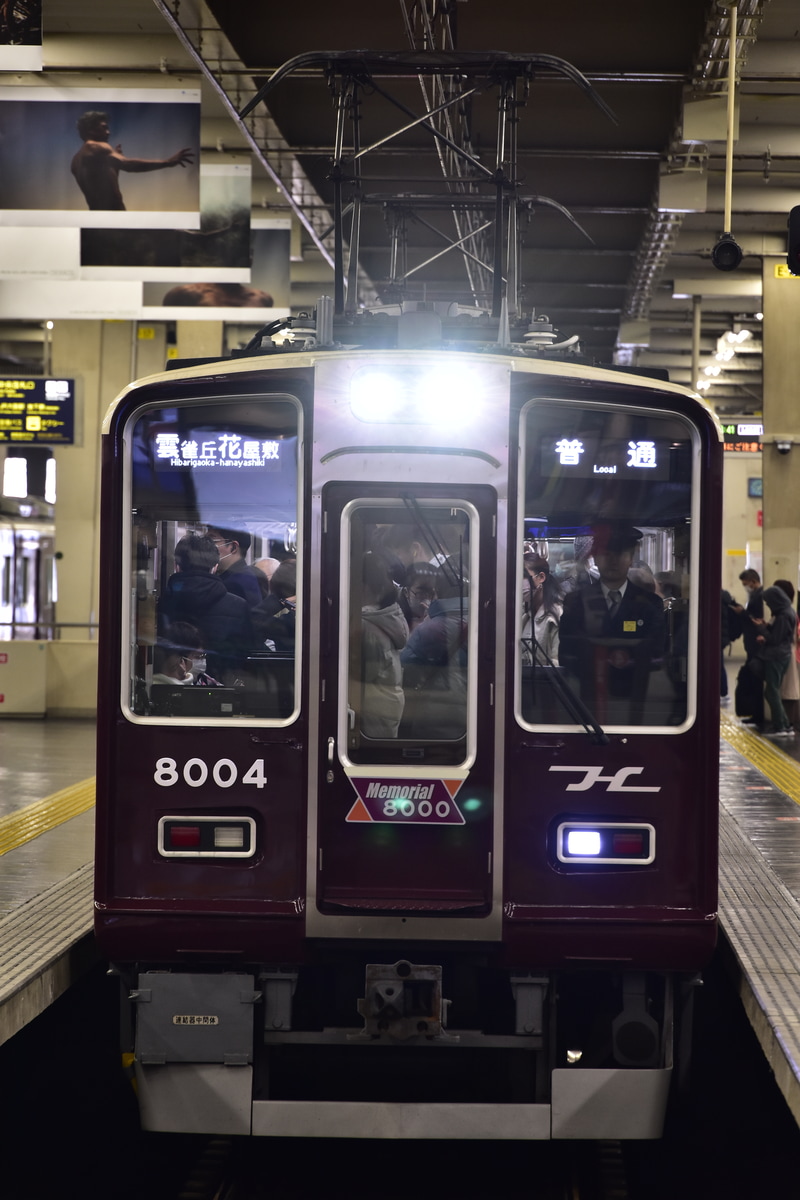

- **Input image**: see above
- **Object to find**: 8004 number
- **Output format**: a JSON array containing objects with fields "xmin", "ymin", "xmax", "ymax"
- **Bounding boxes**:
[{"xmin": 154, "ymin": 757, "xmax": 267, "ymax": 789}]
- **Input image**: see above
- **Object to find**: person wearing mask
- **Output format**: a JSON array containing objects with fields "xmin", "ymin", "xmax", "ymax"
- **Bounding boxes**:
[
  {"xmin": 205, "ymin": 526, "xmax": 270, "ymax": 606},
  {"xmin": 753, "ymin": 584, "xmax": 798, "ymax": 739},
  {"xmin": 159, "ymin": 533, "xmax": 254, "ymax": 679},
  {"xmin": 400, "ymin": 561, "xmax": 439, "ymax": 633},
  {"xmin": 152, "ymin": 622, "xmax": 221, "ymax": 688},
  {"xmin": 521, "ymin": 549, "xmax": 563, "ymax": 666}
]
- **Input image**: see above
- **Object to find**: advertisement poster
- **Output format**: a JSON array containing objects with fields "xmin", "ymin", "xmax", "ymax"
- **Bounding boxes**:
[
  {"xmin": 141, "ymin": 218, "xmax": 291, "ymax": 319},
  {"xmin": 79, "ymin": 160, "xmax": 251, "ymax": 282},
  {"xmin": 0, "ymin": 227, "xmax": 80, "ymax": 281},
  {"xmin": 0, "ymin": 0, "xmax": 41, "ymax": 71},
  {"xmin": 0, "ymin": 279, "xmax": 141, "ymax": 320},
  {"xmin": 0, "ymin": 87, "xmax": 200, "ymax": 227}
]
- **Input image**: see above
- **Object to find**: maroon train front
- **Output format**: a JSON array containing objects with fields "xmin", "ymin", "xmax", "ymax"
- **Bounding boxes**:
[{"xmin": 94, "ymin": 320, "xmax": 721, "ymax": 1140}]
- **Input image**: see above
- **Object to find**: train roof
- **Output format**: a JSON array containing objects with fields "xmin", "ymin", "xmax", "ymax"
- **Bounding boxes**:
[{"xmin": 102, "ymin": 333, "xmax": 722, "ymax": 440}]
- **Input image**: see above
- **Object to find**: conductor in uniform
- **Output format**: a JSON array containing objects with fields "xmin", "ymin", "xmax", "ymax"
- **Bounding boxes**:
[{"xmin": 558, "ymin": 524, "xmax": 666, "ymax": 722}]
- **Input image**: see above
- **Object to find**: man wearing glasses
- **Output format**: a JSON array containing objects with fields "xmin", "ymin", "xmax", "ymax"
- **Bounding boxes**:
[{"xmin": 206, "ymin": 527, "xmax": 270, "ymax": 607}]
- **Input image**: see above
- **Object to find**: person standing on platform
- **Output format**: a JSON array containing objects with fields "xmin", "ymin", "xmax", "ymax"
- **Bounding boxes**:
[
  {"xmin": 771, "ymin": 580, "xmax": 800, "ymax": 734},
  {"xmin": 731, "ymin": 568, "xmax": 765, "ymax": 728},
  {"xmin": 753, "ymin": 585, "xmax": 797, "ymax": 739},
  {"xmin": 721, "ymin": 588, "xmax": 744, "ymax": 706}
]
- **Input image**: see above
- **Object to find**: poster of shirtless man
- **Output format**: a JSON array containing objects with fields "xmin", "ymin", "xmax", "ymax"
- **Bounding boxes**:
[
  {"xmin": 70, "ymin": 110, "xmax": 193, "ymax": 211},
  {"xmin": 0, "ymin": 88, "xmax": 200, "ymax": 227}
]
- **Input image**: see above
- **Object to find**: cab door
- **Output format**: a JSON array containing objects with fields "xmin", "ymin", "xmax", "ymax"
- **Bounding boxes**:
[{"xmin": 315, "ymin": 483, "xmax": 497, "ymax": 920}]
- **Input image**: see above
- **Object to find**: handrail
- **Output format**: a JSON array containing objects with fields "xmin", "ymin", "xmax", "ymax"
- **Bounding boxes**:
[{"xmin": 0, "ymin": 621, "xmax": 99, "ymax": 640}]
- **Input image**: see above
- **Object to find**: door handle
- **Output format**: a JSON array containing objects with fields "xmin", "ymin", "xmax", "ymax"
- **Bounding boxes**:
[{"xmin": 327, "ymin": 736, "xmax": 335, "ymax": 764}]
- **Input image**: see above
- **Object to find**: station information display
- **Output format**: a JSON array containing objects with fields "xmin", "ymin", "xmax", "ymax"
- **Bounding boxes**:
[
  {"xmin": 0, "ymin": 378, "xmax": 75, "ymax": 445},
  {"xmin": 721, "ymin": 423, "xmax": 762, "ymax": 454}
]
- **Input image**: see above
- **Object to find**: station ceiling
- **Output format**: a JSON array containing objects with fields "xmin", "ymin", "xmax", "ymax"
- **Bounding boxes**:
[{"xmin": 41, "ymin": 0, "xmax": 800, "ymax": 412}]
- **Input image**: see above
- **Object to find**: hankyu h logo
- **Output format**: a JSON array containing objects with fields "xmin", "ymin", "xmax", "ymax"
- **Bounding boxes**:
[{"xmin": 548, "ymin": 766, "xmax": 661, "ymax": 793}]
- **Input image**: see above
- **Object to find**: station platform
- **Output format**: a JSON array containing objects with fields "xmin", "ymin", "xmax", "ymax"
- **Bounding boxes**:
[
  {"xmin": 0, "ymin": 719, "xmax": 96, "ymax": 1047},
  {"xmin": 4, "ymin": 712, "xmax": 800, "ymax": 1131}
]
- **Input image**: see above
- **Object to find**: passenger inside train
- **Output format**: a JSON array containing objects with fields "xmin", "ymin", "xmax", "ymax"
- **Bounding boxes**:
[
  {"xmin": 150, "ymin": 621, "xmax": 220, "ymax": 688},
  {"xmin": 558, "ymin": 524, "xmax": 667, "ymax": 725},
  {"xmin": 205, "ymin": 525, "xmax": 271, "ymax": 606},
  {"xmin": 345, "ymin": 507, "xmax": 472, "ymax": 765},
  {"xmin": 157, "ymin": 532, "xmax": 255, "ymax": 679},
  {"xmin": 359, "ymin": 551, "xmax": 408, "ymax": 740},
  {"xmin": 519, "ymin": 398, "xmax": 694, "ymax": 729},
  {"xmin": 127, "ymin": 397, "xmax": 300, "ymax": 720},
  {"xmin": 400, "ymin": 556, "xmax": 469, "ymax": 742},
  {"xmin": 399, "ymin": 561, "xmax": 439, "ymax": 632},
  {"xmin": 521, "ymin": 543, "xmax": 563, "ymax": 667}
]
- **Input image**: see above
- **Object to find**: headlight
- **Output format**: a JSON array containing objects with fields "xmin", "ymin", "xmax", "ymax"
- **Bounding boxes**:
[
  {"xmin": 557, "ymin": 822, "xmax": 655, "ymax": 865},
  {"xmin": 349, "ymin": 365, "xmax": 484, "ymax": 425},
  {"xmin": 349, "ymin": 370, "xmax": 406, "ymax": 422}
]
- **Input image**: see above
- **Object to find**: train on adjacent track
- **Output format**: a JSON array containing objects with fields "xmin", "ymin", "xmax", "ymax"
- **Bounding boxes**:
[
  {"xmin": 0, "ymin": 494, "xmax": 56, "ymax": 641},
  {"xmin": 93, "ymin": 301, "xmax": 722, "ymax": 1141}
]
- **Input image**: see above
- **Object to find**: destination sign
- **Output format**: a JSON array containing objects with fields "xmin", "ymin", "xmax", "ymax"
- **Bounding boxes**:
[
  {"xmin": 154, "ymin": 430, "xmax": 285, "ymax": 471},
  {"xmin": 0, "ymin": 378, "xmax": 75, "ymax": 445},
  {"xmin": 541, "ymin": 435, "xmax": 670, "ymax": 481}
]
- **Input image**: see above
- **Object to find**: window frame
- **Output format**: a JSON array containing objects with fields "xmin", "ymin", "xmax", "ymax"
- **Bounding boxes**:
[
  {"xmin": 336, "ymin": 495, "xmax": 480, "ymax": 772},
  {"xmin": 120, "ymin": 392, "xmax": 303, "ymax": 728},
  {"xmin": 515, "ymin": 395, "xmax": 702, "ymax": 736}
]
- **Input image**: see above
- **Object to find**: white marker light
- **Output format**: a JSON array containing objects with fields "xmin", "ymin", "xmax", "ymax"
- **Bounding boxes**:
[
  {"xmin": 566, "ymin": 829, "xmax": 601, "ymax": 856},
  {"xmin": 214, "ymin": 825, "xmax": 245, "ymax": 849}
]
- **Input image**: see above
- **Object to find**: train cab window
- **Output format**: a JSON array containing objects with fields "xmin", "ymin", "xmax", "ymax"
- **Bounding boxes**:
[
  {"xmin": 518, "ymin": 400, "xmax": 698, "ymax": 732},
  {"xmin": 343, "ymin": 503, "xmax": 473, "ymax": 766},
  {"xmin": 125, "ymin": 397, "xmax": 301, "ymax": 723}
]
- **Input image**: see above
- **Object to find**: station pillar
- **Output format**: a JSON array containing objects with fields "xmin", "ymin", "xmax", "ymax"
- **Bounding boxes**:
[
  {"xmin": 50, "ymin": 319, "xmax": 223, "ymax": 641},
  {"xmin": 761, "ymin": 265, "xmax": 800, "ymax": 593},
  {"xmin": 51, "ymin": 319, "xmax": 135, "ymax": 641},
  {"xmin": 176, "ymin": 320, "xmax": 224, "ymax": 361}
]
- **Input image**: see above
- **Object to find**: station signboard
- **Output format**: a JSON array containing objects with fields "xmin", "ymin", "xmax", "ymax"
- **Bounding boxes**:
[
  {"xmin": 721, "ymin": 422, "xmax": 762, "ymax": 453},
  {"xmin": 0, "ymin": 378, "xmax": 75, "ymax": 445}
]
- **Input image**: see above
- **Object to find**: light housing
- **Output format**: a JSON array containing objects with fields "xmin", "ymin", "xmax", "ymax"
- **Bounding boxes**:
[
  {"xmin": 556, "ymin": 821, "xmax": 655, "ymax": 865},
  {"xmin": 158, "ymin": 815, "xmax": 256, "ymax": 858},
  {"xmin": 349, "ymin": 364, "xmax": 484, "ymax": 426},
  {"xmin": 711, "ymin": 232, "xmax": 743, "ymax": 272}
]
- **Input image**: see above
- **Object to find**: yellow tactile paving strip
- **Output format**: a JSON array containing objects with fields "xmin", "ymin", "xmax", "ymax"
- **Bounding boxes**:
[
  {"xmin": 0, "ymin": 777, "xmax": 96, "ymax": 857},
  {"xmin": 720, "ymin": 713, "xmax": 800, "ymax": 807}
]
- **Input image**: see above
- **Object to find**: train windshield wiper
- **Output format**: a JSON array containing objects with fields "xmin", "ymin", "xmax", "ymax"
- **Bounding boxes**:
[{"xmin": 521, "ymin": 636, "xmax": 609, "ymax": 745}]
